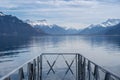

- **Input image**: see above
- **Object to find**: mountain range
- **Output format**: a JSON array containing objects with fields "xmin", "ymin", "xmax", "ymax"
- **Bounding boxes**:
[
  {"xmin": 26, "ymin": 18, "xmax": 120, "ymax": 35},
  {"xmin": 0, "ymin": 12, "xmax": 45, "ymax": 36},
  {"xmin": 26, "ymin": 19, "xmax": 80, "ymax": 35},
  {"xmin": 0, "ymin": 12, "xmax": 120, "ymax": 36},
  {"xmin": 79, "ymin": 19, "xmax": 120, "ymax": 35}
]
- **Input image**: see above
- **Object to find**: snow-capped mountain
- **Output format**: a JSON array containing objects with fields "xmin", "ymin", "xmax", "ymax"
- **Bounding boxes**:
[
  {"xmin": 0, "ymin": 12, "xmax": 5, "ymax": 16},
  {"xmin": 80, "ymin": 25, "xmax": 105, "ymax": 35},
  {"xmin": 0, "ymin": 12, "xmax": 45, "ymax": 36},
  {"xmin": 26, "ymin": 20, "xmax": 79, "ymax": 35},
  {"xmin": 100, "ymin": 19, "xmax": 120, "ymax": 27},
  {"xmin": 87, "ymin": 19, "xmax": 120, "ymax": 29},
  {"xmin": 79, "ymin": 19, "xmax": 120, "ymax": 35},
  {"xmin": 105, "ymin": 23, "xmax": 120, "ymax": 35},
  {"xmin": 26, "ymin": 19, "xmax": 49, "ymax": 26},
  {"xmin": 87, "ymin": 24, "xmax": 98, "ymax": 29}
]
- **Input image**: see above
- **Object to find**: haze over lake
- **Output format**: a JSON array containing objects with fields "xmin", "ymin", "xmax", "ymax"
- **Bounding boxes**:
[{"xmin": 0, "ymin": 35, "xmax": 120, "ymax": 77}]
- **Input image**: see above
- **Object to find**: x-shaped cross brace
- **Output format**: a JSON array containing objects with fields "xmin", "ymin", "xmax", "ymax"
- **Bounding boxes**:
[
  {"xmin": 47, "ymin": 60, "xmax": 56, "ymax": 75},
  {"xmin": 65, "ymin": 59, "xmax": 74, "ymax": 75},
  {"xmin": 62, "ymin": 57, "xmax": 75, "ymax": 80},
  {"xmin": 44, "ymin": 55, "xmax": 59, "ymax": 75}
]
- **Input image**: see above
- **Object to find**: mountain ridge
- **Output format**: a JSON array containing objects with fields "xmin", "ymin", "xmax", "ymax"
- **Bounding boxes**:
[
  {"xmin": 26, "ymin": 19, "xmax": 80, "ymax": 35},
  {"xmin": 79, "ymin": 19, "xmax": 120, "ymax": 35},
  {"xmin": 0, "ymin": 13, "xmax": 45, "ymax": 36},
  {"xmin": 0, "ymin": 12, "xmax": 120, "ymax": 36}
]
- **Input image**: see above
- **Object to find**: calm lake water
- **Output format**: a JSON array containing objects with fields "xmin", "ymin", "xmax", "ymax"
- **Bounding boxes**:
[{"xmin": 0, "ymin": 35, "xmax": 120, "ymax": 78}]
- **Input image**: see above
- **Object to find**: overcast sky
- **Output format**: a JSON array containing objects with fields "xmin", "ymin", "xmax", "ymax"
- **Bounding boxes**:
[{"xmin": 0, "ymin": 0, "xmax": 120, "ymax": 29}]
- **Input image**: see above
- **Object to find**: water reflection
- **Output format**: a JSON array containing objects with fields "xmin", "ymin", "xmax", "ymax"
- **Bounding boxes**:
[
  {"xmin": 0, "ymin": 36, "xmax": 32, "ymax": 60},
  {"xmin": 0, "ymin": 35, "xmax": 120, "ymax": 77},
  {"xmin": 0, "ymin": 36, "xmax": 32, "ymax": 51},
  {"xmin": 31, "ymin": 36, "xmax": 65, "ymax": 48},
  {"xmin": 81, "ymin": 36, "xmax": 120, "ymax": 52},
  {"xmin": 0, "ymin": 36, "xmax": 32, "ymax": 77}
]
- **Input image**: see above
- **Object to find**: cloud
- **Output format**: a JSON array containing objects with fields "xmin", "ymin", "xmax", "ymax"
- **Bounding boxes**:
[
  {"xmin": 96, "ymin": 0, "xmax": 120, "ymax": 3},
  {"xmin": 36, "ymin": 0, "xmax": 99, "ymax": 8},
  {"xmin": 0, "ymin": 0, "xmax": 120, "ymax": 29},
  {"xmin": 0, "ymin": 0, "xmax": 99, "ymax": 10},
  {"xmin": 0, "ymin": 1, "xmax": 18, "ymax": 9}
]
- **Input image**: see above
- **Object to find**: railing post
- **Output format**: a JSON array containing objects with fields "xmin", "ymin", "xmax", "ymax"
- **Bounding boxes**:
[
  {"xmin": 40, "ymin": 54, "xmax": 42, "ymax": 80},
  {"xmin": 82, "ymin": 58, "xmax": 86, "ymax": 80},
  {"xmin": 88, "ymin": 61, "xmax": 91, "ymax": 80},
  {"xmin": 37, "ymin": 56, "xmax": 40, "ymax": 80},
  {"xmin": 33, "ymin": 59, "xmax": 36, "ymax": 80},
  {"xmin": 80, "ymin": 55, "xmax": 83, "ymax": 80},
  {"xmin": 94, "ymin": 65, "xmax": 99, "ymax": 80},
  {"xmin": 78, "ymin": 54, "xmax": 83, "ymax": 80},
  {"xmin": 104, "ymin": 73, "xmax": 111, "ymax": 80},
  {"xmin": 76, "ymin": 54, "xmax": 79, "ymax": 80},
  {"xmin": 4, "ymin": 77, "xmax": 11, "ymax": 80},
  {"xmin": 77, "ymin": 54, "xmax": 81, "ymax": 80},
  {"xmin": 18, "ymin": 68, "xmax": 24, "ymax": 80},
  {"xmin": 28, "ymin": 62, "xmax": 33, "ymax": 80}
]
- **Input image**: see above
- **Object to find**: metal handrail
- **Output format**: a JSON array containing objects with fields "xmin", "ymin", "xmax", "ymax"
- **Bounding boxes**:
[
  {"xmin": 83, "ymin": 55, "xmax": 120, "ymax": 79},
  {"xmin": 0, "ymin": 55, "xmax": 39, "ymax": 80},
  {"xmin": 42, "ymin": 53, "xmax": 120, "ymax": 79},
  {"xmin": 0, "ymin": 53, "xmax": 120, "ymax": 80}
]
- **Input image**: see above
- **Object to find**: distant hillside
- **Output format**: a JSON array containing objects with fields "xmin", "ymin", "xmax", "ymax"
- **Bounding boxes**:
[
  {"xmin": 105, "ymin": 23, "xmax": 120, "ymax": 35},
  {"xmin": 26, "ymin": 19, "xmax": 80, "ymax": 35},
  {"xmin": 79, "ymin": 19, "xmax": 120, "ymax": 35},
  {"xmin": 79, "ymin": 24, "xmax": 106, "ymax": 35},
  {"xmin": 0, "ymin": 12, "xmax": 45, "ymax": 36}
]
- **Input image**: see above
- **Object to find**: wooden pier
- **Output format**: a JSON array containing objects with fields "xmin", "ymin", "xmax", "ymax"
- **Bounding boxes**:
[{"xmin": 1, "ymin": 53, "xmax": 120, "ymax": 80}]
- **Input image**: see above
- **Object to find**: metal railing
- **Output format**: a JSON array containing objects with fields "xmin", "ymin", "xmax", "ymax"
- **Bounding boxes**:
[{"xmin": 0, "ymin": 53, "xmax": 120, "ymax": 80}]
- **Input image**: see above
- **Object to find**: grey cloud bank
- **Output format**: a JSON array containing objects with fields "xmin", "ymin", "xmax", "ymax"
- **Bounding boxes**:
[{"xmin": 0, "ymin": 0, "xmax": 120, "ymax": 29}]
